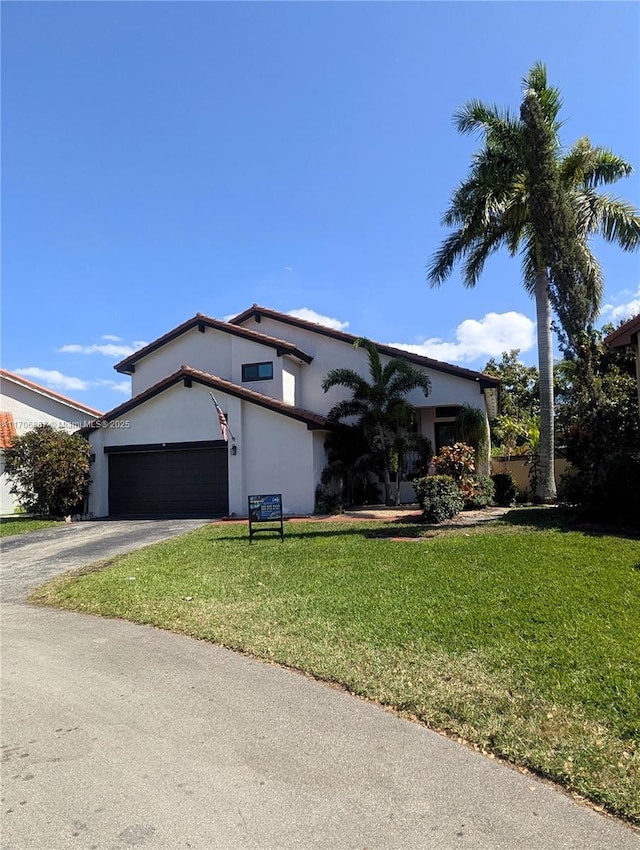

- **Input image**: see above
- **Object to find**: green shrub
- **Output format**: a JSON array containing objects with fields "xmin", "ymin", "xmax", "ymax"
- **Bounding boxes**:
[
  {"xmin": 413, "ymin": 475, "xmax": 464, "ymax": 523},
  {"xmin": 3, "ymin": 424, "xmax": 91, "ymax": 517},
  {"xmin": 559, "ymin": 451, "xmax": 640, "ymax": 529},
  {"xmin": 465, "ymin": 475, "xmax": 495, "ymax": 509},
  {"xmin": 315, "ymin": 486, "xmax": 345, "ymax": 515},
  {"xmin": 491, "ymin": 471, "xmax": 518, "ymax": 506}
]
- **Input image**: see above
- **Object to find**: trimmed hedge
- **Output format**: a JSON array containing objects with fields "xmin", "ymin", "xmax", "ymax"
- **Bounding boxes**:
[{"xmin": 413, "ymin": 475, "xmax": 464, "ymax": 523}]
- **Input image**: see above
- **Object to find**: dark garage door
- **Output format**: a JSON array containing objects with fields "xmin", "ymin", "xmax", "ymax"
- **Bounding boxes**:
[{"xmin": 108, "ymin": 446, "xmax": 228, "ymax": 518}]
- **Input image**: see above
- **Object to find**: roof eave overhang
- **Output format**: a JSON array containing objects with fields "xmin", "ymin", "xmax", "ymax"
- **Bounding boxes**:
[
  {"xmin": 230, "ymin": 306, "xmax": 501, "ymax": 388},
  {"xmin": 81, "ymin": 367, "xmax": 332, "ymax": 435},
  {"xmin": 114, "ymin": 315, "xmax": 313, "ymax": 375}
]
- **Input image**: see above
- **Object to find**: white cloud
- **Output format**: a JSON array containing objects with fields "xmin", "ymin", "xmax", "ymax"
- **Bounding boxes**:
[
  {"xmin": 58, "ymin": 340, "xmax": 148, "ymax": 358},
  {"xmin": 97, "ymin": 379, "xmax": 131, "ymax": 395},
  {"xmin": 13, "ymin": 369, "xmax": 131, "ymax": 396},
  {"xmin": 102, "ymin": 334, "xmax": 121, "ymax": 342},
  {"xmin": 14, "ymin": 367, "xmax": 90, "ymax": 392},
  {"xmin": 388, "ymin": 311, "xmax": 535, "ymax": 363},
  {"xmin": 284, "ymin": 266, "xmax": 293, "ymax": 272},
  {"xmin": 601, "ymin": 287, "xmax": 640, "ymax": 323},
  {"xmin": 287, "ymin": 308, "xmax": 350, "ymax": 332}
]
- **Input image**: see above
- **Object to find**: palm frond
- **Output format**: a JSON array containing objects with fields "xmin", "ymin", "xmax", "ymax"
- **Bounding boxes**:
[
  {"xmin": 353, "ymin": 338, "xmax": 384, "ymax": 383},
  {"xmin": 560, "ymin": 139, "xmax": 634, "ymax": 188},
  {"xmin": 522, "ymin": 61, "xmax": 564, "ymax": 132},
  {"xmin": 427, "ymin": 228, "xmax": 474, "ymax": 286},
  {"xmin": 462, "ymin": 224, "xmax": 512, "ymax": 287},
  {"xmin": 574, "ymin": 191, "xmax": 640, "ymax": 250},
  {"xmin": 453, "ymin": 100, "xmax": 517, "ymax": 137},
  {"xmin": 327, "ymin": 399, "xmax": 369, "ymax": 422},
  {"xmin": 322, "ymin": 368, "xmax": 370, "ymax": 396},
  {"xmin": 385, "ymin": 364, "xmax": 432, "ymax": 399}
]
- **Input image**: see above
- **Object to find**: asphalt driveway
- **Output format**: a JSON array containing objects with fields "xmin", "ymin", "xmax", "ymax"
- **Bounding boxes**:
[
  {"xmin": 0, "ymin": 518, "xmax": 210, "ymax": 603},
  {"xmin": 2, "ymin": 520, "xmax": 639, "ymax": 849}
]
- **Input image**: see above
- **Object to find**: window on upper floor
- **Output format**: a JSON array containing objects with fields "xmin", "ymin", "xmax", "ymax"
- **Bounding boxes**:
[{"xmin": 242, "ymin": 361, "xmax": 274, "ymax": 382}]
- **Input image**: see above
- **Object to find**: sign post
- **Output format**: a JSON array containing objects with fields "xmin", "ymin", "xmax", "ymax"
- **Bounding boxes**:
[{"xmin": 248, "ymin": 494, "xmax": 284, "ymax": 542}]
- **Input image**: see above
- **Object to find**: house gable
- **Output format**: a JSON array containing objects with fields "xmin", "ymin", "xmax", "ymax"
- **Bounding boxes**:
[
  {"xmin": 113, "ymin": 314, "xmax": 314, "ymax": 402},
  {"xmin": 82, "ymin": 365, "xmax": 334, "ymax": 435}
]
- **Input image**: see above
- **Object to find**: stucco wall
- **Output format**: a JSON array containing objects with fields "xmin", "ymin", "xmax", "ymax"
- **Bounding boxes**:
[
  {"xmin": 234, "ymin": 315, "xmax": 487, "ymax": 415},
  {"xmin": 130, "ymin": 327, "xmax": 233, "ymax": 395},
  {"xmin": 128, "ymin": 326, "xmax": 303, "ymax": 406},
  {"xmin": 490, "ymin": 456, "xmax": 571, "ymax": 499},
  {"xmin": 238, "ymin": 404, "xmax": 317, "ymax": 516}
]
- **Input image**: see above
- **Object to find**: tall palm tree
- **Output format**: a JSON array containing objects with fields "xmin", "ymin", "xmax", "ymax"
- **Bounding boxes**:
[
  {"xmin": 322, "ymin": 338, "xmax": 431, "ymax": 505},
  {"xmin": 427, "ymin": 62, "xmax": 640, "ymax": 502}
]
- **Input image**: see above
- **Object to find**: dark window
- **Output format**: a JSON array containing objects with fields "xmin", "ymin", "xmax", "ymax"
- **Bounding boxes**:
[
  {"xmin": 242, "ymin": 361, "xmax": 273, "ymax": 382},
  {"xmin": 435, "ymin": 422, "xmax": 457, "ymax": 454},
  {"xmin": 435, "ymin": 406, "xmax": 461, "ymax": 419}
]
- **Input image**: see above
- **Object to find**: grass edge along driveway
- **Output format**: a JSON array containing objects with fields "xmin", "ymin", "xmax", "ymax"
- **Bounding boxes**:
[
  {"xmin": 30, "ymin": 508, "xmax": 640, "ymax": 825},
  {"xmin": 0, "ymin": 516, "xmax": 63, "ymax": 537}
]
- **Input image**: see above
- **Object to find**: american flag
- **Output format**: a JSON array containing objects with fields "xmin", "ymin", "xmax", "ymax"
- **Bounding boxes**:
[{"xmin": 210, "ymin": 394, "xmax": 229, "ymax": 442}]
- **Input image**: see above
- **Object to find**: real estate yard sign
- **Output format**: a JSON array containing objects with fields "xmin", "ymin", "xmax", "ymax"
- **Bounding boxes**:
[{"xmin": 248, "ymin": 494, "xmax": 284, "ymax": 542}]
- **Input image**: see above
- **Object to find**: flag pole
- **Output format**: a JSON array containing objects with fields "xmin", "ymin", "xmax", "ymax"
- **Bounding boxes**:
[{"xmin": 209, "ymin": 393, "xmax": 236, "ymax": 443}]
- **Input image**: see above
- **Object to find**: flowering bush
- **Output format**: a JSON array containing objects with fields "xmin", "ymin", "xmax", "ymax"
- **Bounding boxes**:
[
  {"xmin": 431, "ymin": 443, "xmax": 495, "ymax": 511},
  {"xmin": 432, "ymin": 442, "xmax": 476, "ymax": 481},
  {"xmin": 465, "ymin": 475, "xmax": 495, "ymax": 509}
]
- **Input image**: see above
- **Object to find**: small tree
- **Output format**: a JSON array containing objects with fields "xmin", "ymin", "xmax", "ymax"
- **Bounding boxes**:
[
  {"xmin": 4, "ymin": 424, "xmax": 91, "ymax": 517},
  {"xmin": 322, "ymin": 338, "xmax": 431, "ymax": 505},
  {"xmin": 320, "ymin": 424, "xmax": 380, "ymax": 508}
]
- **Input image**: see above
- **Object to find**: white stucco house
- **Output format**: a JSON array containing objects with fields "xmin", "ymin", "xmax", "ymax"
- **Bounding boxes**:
[
  {"xmin": 0, "ymin": 369, "xmax": 103, "ymax": 514},
  {"xmin": 82, "ymin": 305, "xmax": 500, "ymax": 518}
]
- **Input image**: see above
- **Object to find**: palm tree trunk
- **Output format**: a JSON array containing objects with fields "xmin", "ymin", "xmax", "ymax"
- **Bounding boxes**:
[
  {"xmin": 534, "ymin": 269, "xmax": 557, "ymax": 502},
  {"xmin": 378, "ymin": 427, "xmax": 393, "ymax": 505}
]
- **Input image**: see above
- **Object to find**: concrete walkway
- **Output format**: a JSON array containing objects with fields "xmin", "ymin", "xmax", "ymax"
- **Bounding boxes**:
[{"xmin": 1, "ymin": 519, "xmax": 639, "ymax": 849}]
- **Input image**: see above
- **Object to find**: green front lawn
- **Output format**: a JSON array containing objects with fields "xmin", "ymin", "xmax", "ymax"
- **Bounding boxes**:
[
  {"xmin": 0, "ymin": 516, "xmax": 63, "ymax": 537},
  {"xmin": 31, "ymin": 508, "xmax": 640, "ymax": 822}
]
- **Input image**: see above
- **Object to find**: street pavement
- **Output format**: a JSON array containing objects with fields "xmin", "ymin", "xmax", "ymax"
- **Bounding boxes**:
[{"xmin": 1, "ymin": 520, "xmax": 639, "ymax": 849}]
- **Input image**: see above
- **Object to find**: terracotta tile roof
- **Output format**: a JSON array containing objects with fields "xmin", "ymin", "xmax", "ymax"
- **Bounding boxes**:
[
  {"xmin": 0, "ymin": 412, "xmax": 17, "ymax": 449},
  {"xmin": 229, "ymin": 304, "xmax": 501, "ymax": 389},
  {"xmin": 604, "ymin": 314, "xmax": 640, "ymax": 349},
  {"xmin": 114, "ymin": 313, "xmax": 314, "ymax": 374},
  {"xmin": 0, "ymin": 369, "xmax": 103, "ymax": 417},
  {"xmin": 80, "ymin": 365, "xmax": 336, "ymax": 435}
]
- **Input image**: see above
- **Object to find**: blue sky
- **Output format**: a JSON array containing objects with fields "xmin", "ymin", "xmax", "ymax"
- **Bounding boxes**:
[{"xmin": 2, "ymin": 1, "xmax": 639, "ymax": 413}]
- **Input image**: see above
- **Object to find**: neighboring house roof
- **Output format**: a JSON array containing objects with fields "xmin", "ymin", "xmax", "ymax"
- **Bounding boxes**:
[
  {"xmin": 80, "ymin": 365, "xmax": 336, "ymax": 435},
  {"xmin": 604, "ymin": 314, "xmax": 640, "ymax": 349},
  {"xmin": 114, "ymin": 313, "xmax": 314, "ymax": 374},
  {"xmin": 0, "ymin": 412, "xmax": 17, "ymax": 448},
  {"xmin": 0, "ymin": 369, "xmax": 103, "ymax": 418},
  {"xmin": 229, "ymin": 304, "xmax": 501, "ymax": 389}
]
